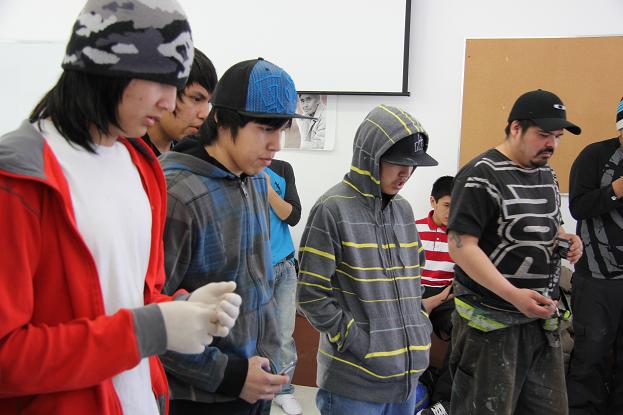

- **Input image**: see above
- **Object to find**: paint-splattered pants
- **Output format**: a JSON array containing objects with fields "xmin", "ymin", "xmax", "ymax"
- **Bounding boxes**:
[
  {"xmin": 567, "ymin": 273, "xmax": 623, "ymax": 414},
  {"xmin": 449, "ymin": 313, "xmax": 567, "ymax": 415}
]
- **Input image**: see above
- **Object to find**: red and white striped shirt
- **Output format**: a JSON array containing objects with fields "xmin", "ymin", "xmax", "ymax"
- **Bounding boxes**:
[{"xmin": 416, "ymin": 211, "xmax": 455, "ymax": 289}]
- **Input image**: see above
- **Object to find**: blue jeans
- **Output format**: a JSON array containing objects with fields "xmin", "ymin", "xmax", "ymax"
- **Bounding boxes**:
[
  {"xmin": 316, "ymin": 389, "xmax": 421, "ymax": 415},
  {"xmin": 273, "ymin": 257, "xmax": 298, "ymax": 395}
]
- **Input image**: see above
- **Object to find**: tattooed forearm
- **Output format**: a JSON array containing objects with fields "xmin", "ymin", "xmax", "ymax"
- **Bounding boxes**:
[{"xmin": 449, "ymin": 230, "xmax": 464, "ymax": 248}]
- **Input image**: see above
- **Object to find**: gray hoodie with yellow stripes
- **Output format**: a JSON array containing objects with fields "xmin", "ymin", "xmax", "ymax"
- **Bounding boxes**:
[{"xmin": 297, "ymin": 105, "xmax": 433, "ymax": 403}]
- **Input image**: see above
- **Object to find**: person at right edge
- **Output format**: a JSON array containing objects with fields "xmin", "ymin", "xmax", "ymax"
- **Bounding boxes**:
[
  {"xmin": 446, "ymin": 89, "xmax": 583, "ymax": 415},
  {"xmin": 566, "ymin": 97, "xmax": 623, "ymax": 415}
]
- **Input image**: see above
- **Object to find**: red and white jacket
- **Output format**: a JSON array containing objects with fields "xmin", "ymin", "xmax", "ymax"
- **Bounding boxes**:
[{"xmin": 0, "ymin": 122, "xmax": 174, "ymax": 415}]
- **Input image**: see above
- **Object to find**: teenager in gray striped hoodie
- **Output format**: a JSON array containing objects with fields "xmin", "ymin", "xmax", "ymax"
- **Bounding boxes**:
[{"xmin": 297, "ymin": 105, "xmax": 439, "ymax": 414}]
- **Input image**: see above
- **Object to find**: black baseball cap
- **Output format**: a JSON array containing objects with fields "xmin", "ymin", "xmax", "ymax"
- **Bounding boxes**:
[
  {"xmin": 211, "ymin": 58, "xmax": 313, "ymax": 119},
  {"xmin": 508, "ymin": 89, "xmax": 581, "ymax": 135},
  {"xmin": 381, "ymin": 133, "xmax": 439, "ymax": 167}
]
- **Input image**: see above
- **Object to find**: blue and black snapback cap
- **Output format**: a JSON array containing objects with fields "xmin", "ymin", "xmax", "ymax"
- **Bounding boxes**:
[{"xmin": 211, "ymin": 57, "xmax": 313, "ymax": 119}]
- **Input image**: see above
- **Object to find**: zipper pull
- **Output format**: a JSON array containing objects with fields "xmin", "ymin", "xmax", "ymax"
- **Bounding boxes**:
[{"xmin": 240, "ymin": 178, "xmax": 249, "ymax": 198}]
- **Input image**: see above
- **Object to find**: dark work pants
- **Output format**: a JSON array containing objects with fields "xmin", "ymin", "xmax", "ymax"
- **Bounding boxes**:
[
  {"xmin": 428, "ymin": 301, "xmax": 454, "ymax": 403},
  {"xmin": 567, "ymin": 273, "xmax": 623, "ymax": 415},
  {"xmin": 449, "ymin": 314, "xmax": 567, "ymax": 415},
  {"xmin": 431, "ymin": 342, "xmax": 452, "ymax": 403},
  {"xmin": 423, "ymin": 287, "xmax": 454, "ymax": 404}
]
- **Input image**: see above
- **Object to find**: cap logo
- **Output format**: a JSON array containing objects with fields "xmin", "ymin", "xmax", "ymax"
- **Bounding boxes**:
[
  {"xmin": 245, "ymin": 60, "xmax": 298, "ymax": 115},
  {"xmin": 553, "ymin": 104, "xmax": 565, "ymax": 110},
  {"xmin": 414, "ymin": 135, "xmax": 424, "ymax": 152}
]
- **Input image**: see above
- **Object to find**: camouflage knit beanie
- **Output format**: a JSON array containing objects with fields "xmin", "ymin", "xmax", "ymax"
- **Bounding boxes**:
[{"xmin": 62, "ymin": 0, "xmax": 194, "ymax": 89}]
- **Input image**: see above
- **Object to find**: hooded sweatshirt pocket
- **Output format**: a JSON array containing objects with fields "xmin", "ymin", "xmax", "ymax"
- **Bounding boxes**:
[
  {"xmin": 357, "ymin": 310, "xmax": 432, "ymax": 382},
  {"xmin": 361, "ymin": 316, "xmax": 412, "ymax": 381}
]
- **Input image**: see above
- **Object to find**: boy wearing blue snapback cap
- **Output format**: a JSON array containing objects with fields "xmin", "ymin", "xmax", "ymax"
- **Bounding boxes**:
[{"xmin": 159, "ymin": 58, "xmax": 307, "ymax": 415}]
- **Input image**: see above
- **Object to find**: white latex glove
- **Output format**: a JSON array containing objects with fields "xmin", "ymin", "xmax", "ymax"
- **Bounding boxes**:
[
  {"xmin": 158, "ymin": 301, "xmax": 224, "ymax": 354},
  {"xmin": 189, "ymin": 281, "xmax": 242, "ymax": 331},
  {"xmin": 189, "ymin": 281, "xmax": 239, "ymax": 305}
]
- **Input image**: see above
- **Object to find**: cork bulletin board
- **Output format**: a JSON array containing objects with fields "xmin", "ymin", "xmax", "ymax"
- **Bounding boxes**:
[{"xmin": 459, "ymin": 36, "xmax": 623, "ymax": 192}]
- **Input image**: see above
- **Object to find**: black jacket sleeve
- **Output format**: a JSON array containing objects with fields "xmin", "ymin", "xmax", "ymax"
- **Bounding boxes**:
[
  {"xmin": 569, "ymin": 138, "xmax": 623, "ymax": 220},
  {"xmin": 281, "ymin": 161, "xmax": 302, "ymax": 226}
]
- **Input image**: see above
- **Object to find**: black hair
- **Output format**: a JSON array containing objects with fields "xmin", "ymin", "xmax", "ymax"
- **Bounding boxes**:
[
  {"xmin": 199, "ymin": 107, "xmax": 292, "ymax": 145},
  {"xmin": 504, "ymin": 119, "xmax": 537, "ymax": 137},
  {"xmin": 177, "ymin": 48, "xmax": 218, "ymax": 99},
  {"xmin": 431, "ymin": 175, "xmax": 454, "ymax": 201},
  {"xmin": 29, "ymin": 70, "xmax": 131, "ymax": 153}
]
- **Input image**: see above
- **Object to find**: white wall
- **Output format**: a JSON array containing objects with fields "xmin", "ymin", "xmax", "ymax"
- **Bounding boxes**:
[
  {"xmin": 1, "ymin": 0, "xmax": 622, "ymax": 247},
  {"xmin": 282, "ymin": 0, "xmax": 623, "ymax": 246}
]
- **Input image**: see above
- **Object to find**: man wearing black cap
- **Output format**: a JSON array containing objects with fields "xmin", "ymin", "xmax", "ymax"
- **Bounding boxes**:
[
  {"xmin": 446, "ymin": 90, "xmax": 583, "ymax": 414},
  {"xmin": 297, "ymin": 105, "xmax": 437, "ymax": 414},
  {"xmin": 566, "ymin": 97, "xmax": 623, "ymax": 414},
  {"xmin": 159, "ymin": 58, "xmax": 310, "ymax": 415}
]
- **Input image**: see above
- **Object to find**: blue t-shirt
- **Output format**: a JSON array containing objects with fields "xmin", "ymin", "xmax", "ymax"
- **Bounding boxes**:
[{"xmin": 265, "ymin": 160, "xmax": 301, "ymax": 265}]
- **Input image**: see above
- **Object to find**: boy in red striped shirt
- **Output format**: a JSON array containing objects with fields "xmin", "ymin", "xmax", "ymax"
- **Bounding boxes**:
[
  {"xmin": 417, "ymin": 176, "xmax": 454, "ymax": 415},
  {"xmin": 418, "ymin": 176, "xmax": 455, "ymax": 310}
]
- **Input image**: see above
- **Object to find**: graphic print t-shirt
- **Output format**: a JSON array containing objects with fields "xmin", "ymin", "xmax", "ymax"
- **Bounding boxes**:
[{"xmin": 447, "ymin": 149, "xmax": 562, "ymax": 310}]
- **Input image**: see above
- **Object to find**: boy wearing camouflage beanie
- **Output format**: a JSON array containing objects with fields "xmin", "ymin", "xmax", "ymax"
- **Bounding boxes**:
[{"xmin": 0, "ymin": 1, "xmax": 241, "ymax": 414}]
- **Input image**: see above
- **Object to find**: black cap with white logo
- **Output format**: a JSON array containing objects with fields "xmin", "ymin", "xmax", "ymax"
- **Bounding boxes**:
[
  {"xmin": 381, "ymin": 132, "xmax": 438, "ymax": 167},
  {"xmin": 508, "ymin": 89, "xmax": 581, "ymax": 135}
]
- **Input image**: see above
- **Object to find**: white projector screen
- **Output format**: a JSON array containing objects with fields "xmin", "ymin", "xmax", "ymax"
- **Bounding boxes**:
[
  {"xmin": 185, "ymin": 0, "xmax": 412, "ymax": 95},
  {"xmin": 0, "ymin": 0, "xmax": 412, "ymax": 96}
]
